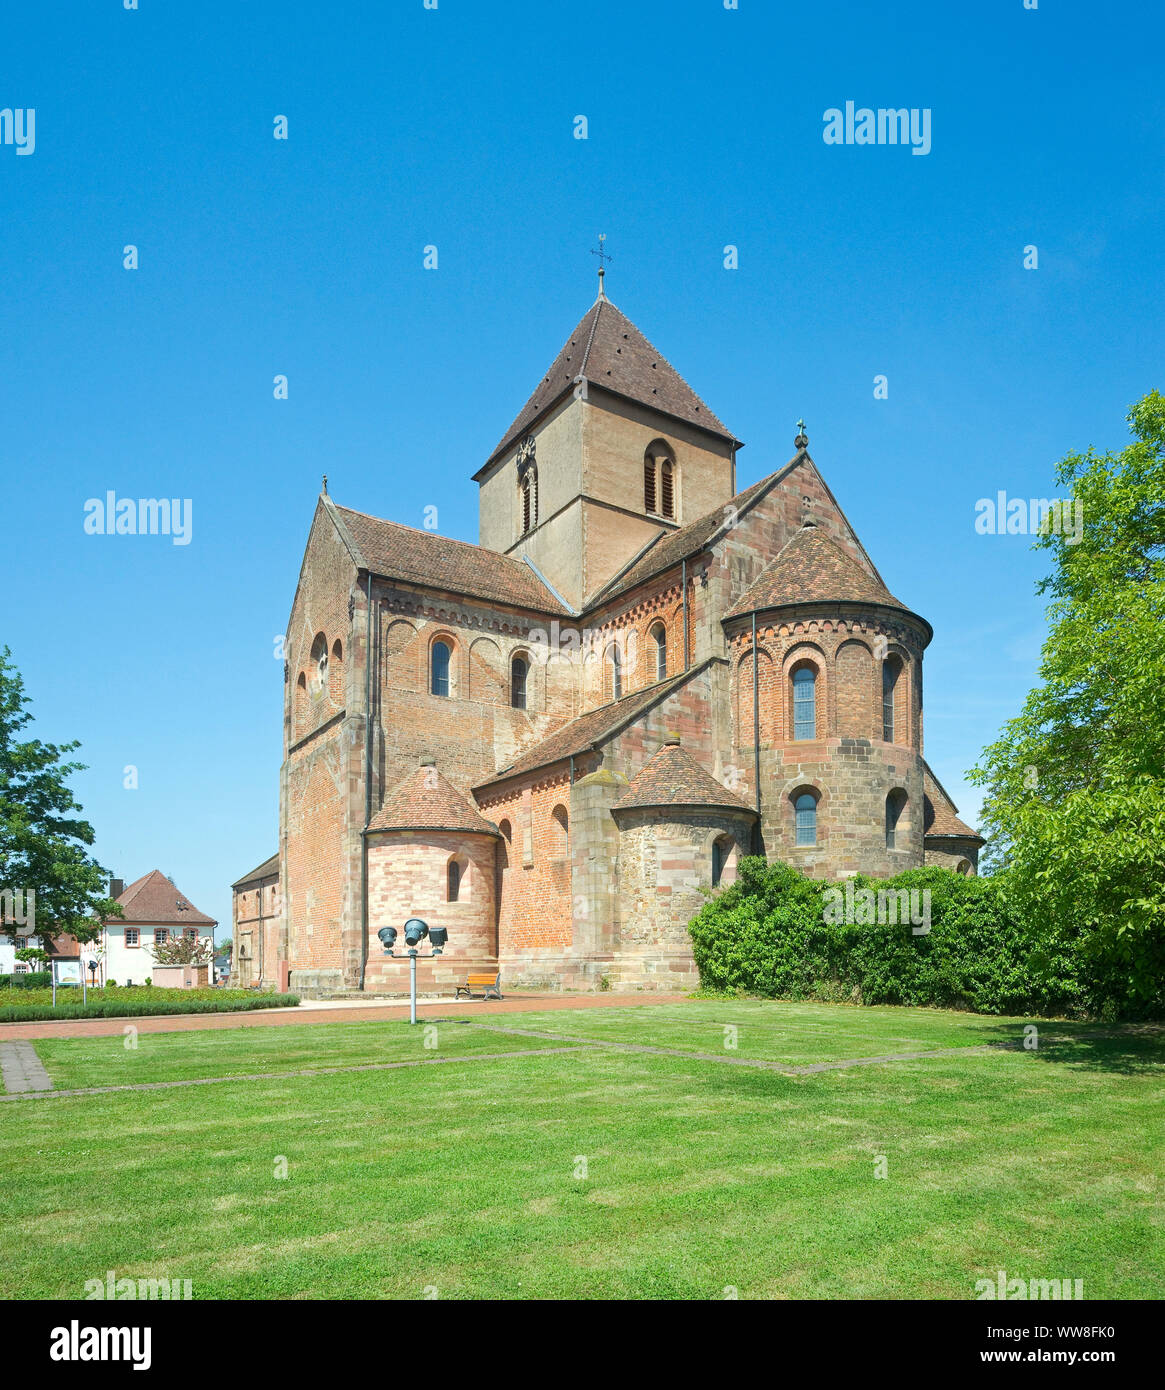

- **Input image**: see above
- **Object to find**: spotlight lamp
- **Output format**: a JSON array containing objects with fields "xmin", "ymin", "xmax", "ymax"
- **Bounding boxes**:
[{"xmin": 378, "ymin": 917, "xmax": 449, "ymax": 1024}]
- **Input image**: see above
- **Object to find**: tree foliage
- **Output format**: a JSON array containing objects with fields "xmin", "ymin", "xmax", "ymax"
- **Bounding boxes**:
[
  {"xmin": 0, "ymin": 648, "xmax": 120, "ymax": 943},
  {"xmin": 969, "ymin": 392, "xmax": 1165, "ymax": 1003}
]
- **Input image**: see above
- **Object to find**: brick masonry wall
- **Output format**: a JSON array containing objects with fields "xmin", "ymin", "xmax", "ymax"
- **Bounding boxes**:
[
  {"xmin": 475, "ymin": 771, "xmax": 574, "ymax": 953},
  {"xmin": 365, "ymin": 830, "xmax": 497, "ymax": 964},
  {"xmin": 726, "ymin": 608, "xmax": 930, "ymax": 879},
  {"xmin": 924, "ymin": 838, "xmax": 980, "ymax": 875}
]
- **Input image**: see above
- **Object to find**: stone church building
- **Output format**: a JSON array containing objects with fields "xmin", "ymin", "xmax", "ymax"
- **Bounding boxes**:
[{"xmin": 234, "ymin": 281, "xmax": 981, "ymax": 995}]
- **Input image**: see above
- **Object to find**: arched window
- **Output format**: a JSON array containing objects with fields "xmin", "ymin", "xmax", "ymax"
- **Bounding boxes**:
[
  {"xmin": 607, "ymin": 643, "xmax": 623, "ymax": 700},
  {"xmin": 886, "ymin": 789, "xmax": 907, "ymax": 850},
  {"xmin": 644, "ymin": 442, "xmax": 676, "ymax": 518},
  {"xmin": 711, "ymin": 835, "xmax": 734, "ymax": 887},
  {"xmin": 310, "ymin": 633, "xmax": 328, "ymax": 694},
  {"xmin": 498, "ymin": 819, "xmax": 512, "ymax": 842},
  {"xmin": 520, "ymin": 469, "xmax": 538, "ymax": 534},
  {"xmin": 794, "ymin": 792, "xmax": 818, "ymax": 846},
  {"xmin": 511, "ymin": 655, "xmax": 528, "ymax": 710},
  {"xmin": 955, "ymin": 859, "xmax": 971, "ymax": 876},
  {"xmin": 295, "ymin": 671, "xmax": 307, "ymax": 728},
  {"xmin": 447, "ymin": 858, "xmax": 461, "ymax": 902},
  {"xmin": 651, "ymin": 623, "xmax": 667, "ymax": 681},
  {"xmin": 883, "ymin": 655, "xmax": 902, "ymax": 743},
  {"xmin": 792, "ymin": 665, "xmax": 817, "ymax": 740},
  {"xmin": 431, "ymin": 640, "xmax": 451, "ymax": 697},
  {"xmin": 551, "ymin": 804, "xmax": 569, "ymax": 858},
  {"xmin": 660, "ymin": 459, "xmax": 675, "ymax": 519}
]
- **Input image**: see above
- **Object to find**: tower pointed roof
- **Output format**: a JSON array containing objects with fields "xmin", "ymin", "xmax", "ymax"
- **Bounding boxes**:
[
  {"xmin": 369, "ymin": 762, "xmax": 501, "ymax": 837},
  {"xmin": 612, "ymin": 737, "xmax": 755, "ymax": 815},
  {"xmin": 724, "ymin": 522, "xmax": 917, "ymax": 622},
  {"xmin": 480, "ymin": 295, "xmax": 740, "ymax": 473}
]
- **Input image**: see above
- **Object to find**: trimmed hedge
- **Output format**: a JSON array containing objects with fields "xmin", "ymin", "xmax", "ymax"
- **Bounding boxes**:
[
  {"xmin": 0, "ymin": 993, "xmax": 300, "ymax": 1024},
  {"xmin": 687, "ymin": 858, "xmax": 1115, "ymax": 1018},
  {"xmin": 0, "ymin": 972, "xmax": 52, "ymax": 990}
]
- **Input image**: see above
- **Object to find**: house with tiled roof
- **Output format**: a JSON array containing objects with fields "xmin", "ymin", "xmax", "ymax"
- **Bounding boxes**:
[
  {"xmin": 241, "ymin": 274, "xmax": 981, "ymax": 996},
  {"xmin": 94, "ymin": 871, "xmax": 216, "ymax": 986}
]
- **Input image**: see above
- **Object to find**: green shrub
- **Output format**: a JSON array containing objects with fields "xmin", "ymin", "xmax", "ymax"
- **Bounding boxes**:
[
  {"xmin": 688, "ymin": 858, "xmax": 1141, "ymax": 1019},
  {"xmin": 0, "ymin": 992, "xmax": 300, "ymax": 1023},
  {"xmin": 0, "ymin": 971, "xmax": 52, "ymax": 990}
]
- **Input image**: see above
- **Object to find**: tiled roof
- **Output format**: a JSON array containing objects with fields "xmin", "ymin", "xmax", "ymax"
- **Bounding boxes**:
[
  {"xmin": 331, "ymin": 502, "xmax": 570, "ymax": 615},
  {"xmin": 111, "ymin": 870, "xmax": 216, "ymax": 926},
  {"xmin": 484, "ymin": 295, "xmax": 739, "ymax": 469},
  {"xmin": 231, "ymin": 853, "xmax": 279, "ymax": 889},
  {"xmin": 613, "ymin": 739, "xmax": 756, "ymax": 814},
  {"xmin": 724, "ymin": 522, "xmax": 910, "ymax": 620},
  {"xmin": 922, "ymin": 763, "xmax": 984, "ymax": 842},
  {"xmin": 474, "ymin": 665, "xmax": 706, "ymax": 789},
  {"xmin": 589, "ymin": 468, "xmax": 787, "ymax": 607},
  {"xmin": 370, "ymin": 763, "xmax": 501, "ymax": 836}
]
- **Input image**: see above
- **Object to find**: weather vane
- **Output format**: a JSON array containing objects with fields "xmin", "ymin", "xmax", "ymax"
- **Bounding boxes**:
[{"xmin": 591, "ymin": 234, "xmax": 612, "ymax": 295}]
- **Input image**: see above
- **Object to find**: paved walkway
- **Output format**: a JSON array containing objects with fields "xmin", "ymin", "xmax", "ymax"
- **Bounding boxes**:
[
  {"xmin": 0, "ymin": 991, "xmax": 688, "ymax": 1041},
  {"xmin": 0, "ymin": 1040, "xmax": 54, "ymax": 1092}
]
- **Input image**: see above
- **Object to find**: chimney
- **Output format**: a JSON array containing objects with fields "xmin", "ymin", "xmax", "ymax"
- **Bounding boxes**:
[{"xmin": 110, "ymin": 878, "xmax": 124, "ymax": 900}]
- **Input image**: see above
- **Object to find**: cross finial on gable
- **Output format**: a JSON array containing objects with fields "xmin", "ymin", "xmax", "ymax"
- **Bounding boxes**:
[
  {"xmin": 794, "ymin": 419, "xmax": 809, "ymax": 450},
  {"xmin": 322, "ymin": 474, "xmax": 328, "ymax": 495},
  {"xmin": 591, "ymin": 233, "xmax": 612, "ymax": 298}
]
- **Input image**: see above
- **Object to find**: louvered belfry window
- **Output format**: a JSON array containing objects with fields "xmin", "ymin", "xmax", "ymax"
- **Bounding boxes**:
[
  {"xmin": 660, "ymin": 460, "xmax": 675, "ymax": 519},
  {"xmin": 644, "ymin": 457, "xmax": 656, "ymax": 514}
]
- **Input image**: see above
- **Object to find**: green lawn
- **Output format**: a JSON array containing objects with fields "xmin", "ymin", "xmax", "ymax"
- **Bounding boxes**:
[{"xmin": 1, "ymin": 1001, "xmax": 1161, "ymax": 1300}]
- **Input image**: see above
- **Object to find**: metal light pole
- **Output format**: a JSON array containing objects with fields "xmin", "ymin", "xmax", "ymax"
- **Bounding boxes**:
[{"xmin": 376, "ymin": 919, "xmax": 449, "ymax": 1024}]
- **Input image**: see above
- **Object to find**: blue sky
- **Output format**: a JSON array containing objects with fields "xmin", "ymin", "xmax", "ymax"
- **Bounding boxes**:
[{"xmin": 2, "ymin": 0, "xmax": 1162, "ymax": 939}]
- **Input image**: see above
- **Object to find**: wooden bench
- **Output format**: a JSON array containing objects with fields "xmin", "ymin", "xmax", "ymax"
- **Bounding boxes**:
[{"xmin": 456, "ymin": 970, "xmax": 503, "ymax": 1001}]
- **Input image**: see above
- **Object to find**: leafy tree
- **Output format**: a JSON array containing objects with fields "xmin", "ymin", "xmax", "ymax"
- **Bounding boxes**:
[
  {"xmin": 149, "ymin": 934, "xmax": 214, "ymax": 966},
  {"xmin": 0, "ymin": 648, "xmax": 121, "ymax": 944},
  {"xmin": 14, "ymin": 946, "xmax": 49, "ymax": 968},
  {"xmin": 970, "ymin": 392, "xmax": 1165, "ymax": 1008}
]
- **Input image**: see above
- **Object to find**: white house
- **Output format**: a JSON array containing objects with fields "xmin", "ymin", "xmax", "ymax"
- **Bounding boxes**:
[{"xmin": 88, "ymin": 871, "xmax": 216, "ymax": 987}]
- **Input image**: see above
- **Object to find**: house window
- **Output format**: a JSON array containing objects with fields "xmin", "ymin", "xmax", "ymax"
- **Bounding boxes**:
[
  {"xmin": 792, "ymin": 666, "xmax": 817, "ymax": 740},
  {"xmin": 511, "ymin": 656, "xmax": 528, "ymax": 710},
  {"xmin": 431, "ymin": 640, "xmax": 451, "ymax": 697},
  {"xmin": 154, "ymin": 928, "xmax": 169, "ymax": 945},
  {"xmin": 183, "ymin": 928, "xmax": 197, "ymax": 942},
  {"xmin": 886, "ymin": 790, "xmax": 907, "ymax": 850},
  {"xmin": 651, "ymin": 623, "xmax": 667, "ymax": 681},
  {"xmin": 447, "ymin": 859, "xmax": 461, "ymax": 903},
  {"xmin": 794, "ymin": 793, "xmax": 818, "ymax": 847},
  {"xmin": 125, "ymin": 928, "xmax": 139, "ymax": 947}
]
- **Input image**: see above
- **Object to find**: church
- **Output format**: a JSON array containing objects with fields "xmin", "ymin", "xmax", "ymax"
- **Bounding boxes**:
[{"xmin": 234, "ymin": 272, "xmax": 982, "ymax": 995}]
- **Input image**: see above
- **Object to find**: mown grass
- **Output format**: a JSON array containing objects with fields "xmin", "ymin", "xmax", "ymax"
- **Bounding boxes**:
[
  {"xmin": 28, "ymin": 1018, "xmax": 582, "ymax": 1090},
  {"xmin": 1, "ymin": 1001, "xmax": 1160, "ymax": 1300}
]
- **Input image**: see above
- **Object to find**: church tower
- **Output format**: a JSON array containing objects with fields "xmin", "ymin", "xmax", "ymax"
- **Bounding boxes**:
[{"xmin": 474, "ymin": 280, "xmax": 743, "ymax": 609}]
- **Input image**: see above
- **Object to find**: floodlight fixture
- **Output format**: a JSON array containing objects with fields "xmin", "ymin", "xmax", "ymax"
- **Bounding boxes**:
[{"xmin": 403, "ymin": 918, "xmax": 429, "ymax": 948}]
